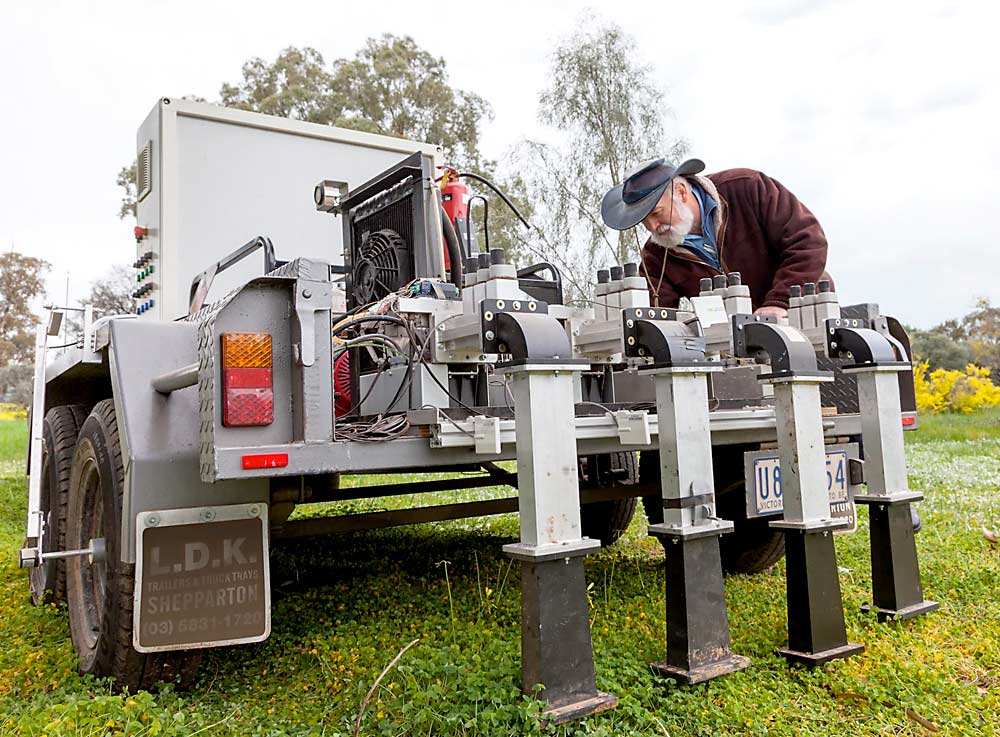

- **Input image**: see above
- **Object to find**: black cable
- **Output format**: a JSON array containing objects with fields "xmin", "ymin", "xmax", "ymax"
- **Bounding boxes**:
[
  {"xmin": 342, "ymin": 301, "xmax": 372, "ymax": 318},
  {"xmin": 334, "ymin": 333, "xmax": 403, "ymax": 356},
  {"xmin": 421, "ymin": 405, "xmax": 476, "ymax": 439},
  {"xmin": 341, "ymin": 311, "xmax": 420, "ymax": 424},
  {"xmin": 337, "ymin": 412, "xmax": 410, "ymax": 442},
  {"xmin": 335, "ymin": 292, "xmax": 395, "ymax": 322},
  {"xmin": 467, "ymin": 195, "xmax": 489, "ymax": 252},
  {"xmin": 439, "ymin": 204, "xmax": 464, "ymax": 290},
  {"xmin": 46, "ymin": 341, "xmax": 83, "ymax": 350},
  {"xmin": 338, "ymin": 359, "xmax": 392, "ymax": 419},
  {"xmin": 331, "ymin": 314, "xmax": 406, "ymax": 340},
  {"xmin": 380, "ymin": 327, "xmax": 419, "ymax": 417},
  {"xmin": 419, "ymin": 353, "xmax": 482, "ymax": 414},
  {"xmin": 457, "ymin": 172, "xmax": 530, "ymax": 230},
  {"xmin": 344, "ymin": 311, "xmax": 483, "ymax": 426},
  {"xmin": 339, "ymin": 324, "xmax": 415, "ymax": 421},
  {"xmin": 333, "ymin": 316, "xmax": 408, "ymax": 416},
  {"xmin": 397, "ymin": 311, "xmax": 482, "ymax": 415},
  {"xmin": 407, "ymin": 312, "xmax": 485, "ymax": 414},
  {"xmin": 387, "ymin": 310, "xmax": 425, "ymax": 411},
  {"xmin": 577, "ymin": 400, "xmax": 614, "ymax": 413}
]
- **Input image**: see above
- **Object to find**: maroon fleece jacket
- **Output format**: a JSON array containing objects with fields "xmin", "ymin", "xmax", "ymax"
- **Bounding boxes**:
[{"xmin": 638, "ymin": 168, "xmax": 829, "ymax": 309}]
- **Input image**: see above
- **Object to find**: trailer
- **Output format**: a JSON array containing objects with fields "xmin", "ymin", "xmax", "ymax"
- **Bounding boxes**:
[{"xmin": 20, "ymin": 98, "xmax": 936, "ymax": 722}]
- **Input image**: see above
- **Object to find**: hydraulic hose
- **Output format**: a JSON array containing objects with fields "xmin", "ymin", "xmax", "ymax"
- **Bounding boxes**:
[
  {"xmin": 456, "ymin": 172, "xmax": 530, "ymax": 230},
  {"xmin": 467, "ymin": 195, "xmax": 489, "ymax": 252},
  {"xmin": 440, "ymin": 205, "xmax": 464, "ymax": 290}
]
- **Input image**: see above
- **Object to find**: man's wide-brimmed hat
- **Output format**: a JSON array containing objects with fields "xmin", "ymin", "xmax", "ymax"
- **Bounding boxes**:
[{"xmin": 601, "ymin": 158, "xmax": 705, "ymax": 231}]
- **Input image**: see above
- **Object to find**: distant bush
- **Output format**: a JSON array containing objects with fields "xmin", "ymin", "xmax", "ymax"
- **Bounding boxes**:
[
  {"xmin": 0, "ymin": 403, "xmax": 27, "ymax": 421},
  {"xmin": 0, "ymin": 363, "xmax": 33, "ymax": 407},
  {"xmin": 914, "ymin": 361, "xmax": 1000, "ymax": 413},
  {"xmin": 910, "ymin": 329, "xmax": 973, "ymax": 371}
]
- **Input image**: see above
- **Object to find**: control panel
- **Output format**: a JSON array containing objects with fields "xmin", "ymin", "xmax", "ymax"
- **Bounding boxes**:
[{"xmin": 132, "ymin": 226, "xmax": 157, "ymax": 315}]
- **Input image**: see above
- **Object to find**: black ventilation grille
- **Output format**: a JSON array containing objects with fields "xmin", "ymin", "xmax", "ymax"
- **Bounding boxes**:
[
  {"xmin": 137, "ymin": 140, "xmax": 152, "ymax": 203},
  {"xmin": 353, "ymin": 229, "xmax": 410, "ymax": 305},
  {"xmin": 347, "ymin": 191, "xmax": 415, "ymax": 309}
]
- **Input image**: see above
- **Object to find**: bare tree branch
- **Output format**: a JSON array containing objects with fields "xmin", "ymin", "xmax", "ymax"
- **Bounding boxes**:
[
  {"xmin": 509, "ymin": 15, "xmax": 686, "ymax": 294},
  {"xmin": 353, "ymin": 639, "xmax": 419, "ymax": 737}
]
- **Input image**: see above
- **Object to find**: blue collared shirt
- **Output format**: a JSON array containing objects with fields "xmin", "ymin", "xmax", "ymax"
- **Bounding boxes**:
[{"xmin": 680, "ymin": 182, "xmax": 721, "ymax": 270}]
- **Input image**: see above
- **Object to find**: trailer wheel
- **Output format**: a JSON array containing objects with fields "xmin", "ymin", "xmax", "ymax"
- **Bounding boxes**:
[
  {"xmin": 639, "ymin": 451, "xmax": 663, "ymax": 527},
  {"xmin": 715, "ymin": 480, "xmax": 785, "ymax": 575},
  {"xmin": 579, "ymin": 452, "xmax": 639, "ymax": 547},
  {"xmin": 639, "ymin": 450, "xmax": 785, "ymax": 575},
  {"xmin": 66, "ymin": 399, "xmax": 202, "ymax": 691},
  {"xmin": 30, "ymin": 404, "xmax": 88, "ymax": 606}
]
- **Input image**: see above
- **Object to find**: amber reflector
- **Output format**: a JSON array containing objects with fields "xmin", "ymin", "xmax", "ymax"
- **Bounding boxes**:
[{"xmin": 221, "ymin": 333, "xmax": 272, "ymax": 369}]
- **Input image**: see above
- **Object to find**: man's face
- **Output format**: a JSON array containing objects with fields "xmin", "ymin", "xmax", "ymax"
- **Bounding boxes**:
[{"xmin": 642, "ymin": 183, "xmax": 695, "ymax": 248}]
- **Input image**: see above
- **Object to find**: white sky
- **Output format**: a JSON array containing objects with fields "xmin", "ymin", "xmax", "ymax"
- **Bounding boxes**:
[{"xmin": 3, "ymin": 0, "xmax": 998, "ymax": 327}]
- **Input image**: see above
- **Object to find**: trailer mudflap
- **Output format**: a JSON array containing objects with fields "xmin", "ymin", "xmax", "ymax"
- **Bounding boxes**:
[{"xmin": 134, "ymin": 503, "xmax": 270, "ymax": 653}]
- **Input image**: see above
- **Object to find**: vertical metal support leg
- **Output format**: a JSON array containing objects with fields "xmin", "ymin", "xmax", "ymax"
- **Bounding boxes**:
[
  {"xmin": 646, "ymin": 368, "xmax": 749, "ymax": 683},
  {"xmin": 849, "ymin": 368, "xmax": 938, "ymax": 621},
  {"xmin": 25, "ymin": 324, "xmax": 48, "ymax": 547},
  {"xmin": 499, "ymin": 363, "xmax": 617, "ymax": 723},
  {"xmin": 768, "ymin": 377, "xmax": 864, "ymax": 665}
]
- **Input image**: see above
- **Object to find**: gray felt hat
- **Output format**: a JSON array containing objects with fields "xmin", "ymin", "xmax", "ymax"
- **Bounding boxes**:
[{"xmin": 601, "ymin": 158, "xmax": 705, "ymax": 230}]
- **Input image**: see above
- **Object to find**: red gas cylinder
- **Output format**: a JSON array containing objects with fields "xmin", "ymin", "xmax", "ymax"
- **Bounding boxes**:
[
  {"xmin": 439, "ymin": 171, "xmax": 467, "ymax": 272},
  {"xmin": 440, "ymin": 170, "xmax": 468, "ymax": 225}
]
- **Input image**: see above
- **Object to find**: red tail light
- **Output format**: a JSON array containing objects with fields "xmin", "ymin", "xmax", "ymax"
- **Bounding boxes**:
[
  {"xmin": 221, "ymin": 333, "xmax": 274, "ymax": 427},
  {"xmin": 902, "ymin": 415, "xmax": 916, "ymax": 427}
]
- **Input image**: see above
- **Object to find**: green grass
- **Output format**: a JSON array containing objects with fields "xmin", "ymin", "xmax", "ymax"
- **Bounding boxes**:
[
  {"xmin": 908, "ymin": 406, "xmax": 1000, "ymax": 444},
  {"xmin": 0, "ymin": 414, "xmax": 998, "ymax": 735}
]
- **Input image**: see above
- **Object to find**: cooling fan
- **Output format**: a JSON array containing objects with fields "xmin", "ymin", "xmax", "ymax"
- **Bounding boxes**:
[{"xmin": 351, "ymin": 229, "xmax": 410, "ymax": 305}]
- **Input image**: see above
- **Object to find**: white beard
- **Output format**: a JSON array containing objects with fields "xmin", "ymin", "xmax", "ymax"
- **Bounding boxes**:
[{"xmin": 648, "ymin": 199, "xmax": 695, "ymax": 248}]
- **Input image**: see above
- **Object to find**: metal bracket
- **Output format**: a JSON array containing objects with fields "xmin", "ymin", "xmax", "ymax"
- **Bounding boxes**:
[
  {"xmin": 188, "ymin": 236, "xmax": 281, "ymax": 316},
  {"xmin": 622, "ymin": 309, "xmax": 708, "ymax": 365},
  {"xmin": 825, "ymin": 318, "xmax": 908, "ymax": 369},
  {"xmin": 46, "ymin": 310, "xmax": 63, "ymax": 336},
  {"xmin": 732, "ymin": 314, "xmax": 822, "ymax": 375},
  {"xmin": 473, "ymin": 415, "xmax": 502, "ymax": 455},
  {"xmin": 313, "ymin": 178, "xmax": 348, "ymax": 213},
  {"xmin": 20, "ymin": 537, "xmax": 107, "ymax": 569},
  {"xmin": 611, "ymin": 410, "xmax": 651, "ymax": 445},
  {"xmin": 849, "ymin": 457, "xmax": 865, "ymax": 486},
  {"xmin": 663, "ymin": 491, "xmax": 715, "ymax": 510},
  {"xmin": 871, "ymin": 315, "xmax": 910, "ymax": 362},
  {"xmin": 24, "ymin": 324, "xmax": 47, "ymax": 545},
  {"xmin": 293, "ymin": 280, "xmax": 331, "ymax": 367},
  {"xmin": 480, "ymin": 299, "xmax": 573, "ymax": 362}
]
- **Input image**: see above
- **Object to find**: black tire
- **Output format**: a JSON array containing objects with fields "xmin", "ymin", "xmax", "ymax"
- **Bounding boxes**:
[
  {"xmin": 640, "ymin": 448, "xmax": 785, "ymax": 575},
  {"xmin": 30, "ymin": 404, "xmax": 88, "ymax": 606},
  {"xmin": 639, "ymin": 451, "xmax": 664, "ymax": 526},
  {"xmin": 579, "ymin": 452, "xmax": 639, "ymax": 547},
  {"xmin": 66, "ymin": 399, "xmax": 201, "ymax": 691},
  {"xmin": 716, "ymin": 480, "xmax": 785, "ymax": 575}
]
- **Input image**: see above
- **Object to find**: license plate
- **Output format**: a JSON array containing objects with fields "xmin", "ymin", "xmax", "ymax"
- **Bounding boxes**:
[
  {"xmin": 134, "ymin": 504, "xmax": 270, "ymax": 652},
  {"xmin": 745, "ymin": 446, "xmax": 857, "ymax": 531}
]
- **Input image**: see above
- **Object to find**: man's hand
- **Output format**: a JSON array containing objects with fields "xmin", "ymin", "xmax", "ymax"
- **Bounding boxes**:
[{"xmin": 754, "ymin": 305, "xmax": 788, "ymax": 319}]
